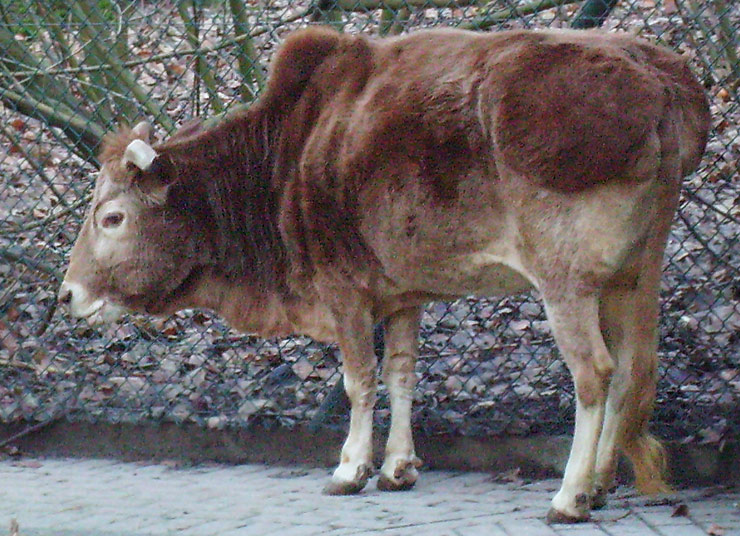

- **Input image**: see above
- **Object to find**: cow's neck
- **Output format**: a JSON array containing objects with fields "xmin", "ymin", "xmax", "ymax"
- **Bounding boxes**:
[
  {"xmin": 158, "ymin": 101, "xmax": 340, "ymax": 341},
  {"xmin": 186, "ymin": 270, "xmax": 337, "ymax": 342},
  {"xmin": 161, "ymin": 106, "xmax": 289, "ymax": 295}
]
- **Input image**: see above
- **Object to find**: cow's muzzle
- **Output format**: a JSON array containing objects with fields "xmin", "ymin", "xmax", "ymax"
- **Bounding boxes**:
[{"xmin": 58, "ymin": 281, "xmax": 126, "ymax": 325}]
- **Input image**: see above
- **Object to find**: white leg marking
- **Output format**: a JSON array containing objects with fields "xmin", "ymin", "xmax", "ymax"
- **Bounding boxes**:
[
  {"xmin": 320, "ymin": 301, "xmax": 376, "ymax": 495},
  {"xmin": 543, "ymin": 294, "xmax": 612, "ymax": 521},
  {"xmin": 377, "ymin": 309, "xmax": 422, "ymax": 491},
  {"xmin": 330, "ymin": 373, "xmax": 375, "ymax": 490},
  {"xmin": 379, "ymin": 358, "xmax": 420, "ymax": 489},
  {"xmin": 551, "ymin": 397, "xmax": 605, "ymax": 517}
]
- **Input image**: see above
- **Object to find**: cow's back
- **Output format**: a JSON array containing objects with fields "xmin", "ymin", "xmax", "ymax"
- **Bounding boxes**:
[
  {"xmin": 274, "ymin": 27, "xmax": 709, "ymax": 292},
  {"xmin": 475, "ymin": 29, "xmax": 709, "ymax": 192},
  {"xmin": 331, "ymin": 29, "xmax": 708, "ymax": 192}
]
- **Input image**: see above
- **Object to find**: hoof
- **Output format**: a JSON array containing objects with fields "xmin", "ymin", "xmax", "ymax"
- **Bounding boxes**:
[
  {"xmin": 377, "ymin": 474, "xmax": 416, "ymax": 492},
  {"xmin": 546, "ymin": 507, "xmax": 590, "ymax": 524},
  {"xmin": 323, "ymin": 464, "xmax": 372, "ymax": 496},
  {"xmin": 547, "ymin": 493, "xmax": 591, "ymax": 524},
  {"xmin": 377, "ymin": 457, "xmax": 421, "ymax": 492},
  {"xmin": 323, "ymin": 480, "xmax": 366, "ymax": 496},
  {"xmin": 592, "ymin": 470, "xmax": 616, "ymax": 510},
  {"xmin": 591, "ymin": 486, "xmax": 610, "ymax": 510}
]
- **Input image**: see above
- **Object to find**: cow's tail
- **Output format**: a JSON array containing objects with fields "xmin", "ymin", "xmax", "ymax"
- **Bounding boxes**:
[{"xmin": 619, "ymin": 74, "xmax": 709, "ymax": 495}]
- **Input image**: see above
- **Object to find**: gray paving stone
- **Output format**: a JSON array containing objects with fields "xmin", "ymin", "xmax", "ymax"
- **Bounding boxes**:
[
  {"xmin": 454, "ymin": 523, "xmax": 510, "ymax": 536},
  {"xmin": 1, "ymin": 458, "xmax": 738, "ymax": 536},
  {"xmin": 499, "ymin": 518, "xmax": 561, "ymax": 535}
]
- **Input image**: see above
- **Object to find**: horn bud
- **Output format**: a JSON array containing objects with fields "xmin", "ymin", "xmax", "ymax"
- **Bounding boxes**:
[{"xmin": 123, "ymin": 139, "xmax": 158, "ymax": 170}]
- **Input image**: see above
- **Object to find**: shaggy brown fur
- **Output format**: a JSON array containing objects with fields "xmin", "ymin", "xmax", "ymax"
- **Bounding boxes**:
[
  {"xmin": 96, "ymin": 27, "xmax": 709, "ymax": 289},
  {"xmin": 65, "ymin": 26, "xmax": 710, "ymax": 521}
]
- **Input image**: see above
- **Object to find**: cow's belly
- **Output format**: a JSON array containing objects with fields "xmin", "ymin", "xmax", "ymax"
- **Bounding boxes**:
[
  {"xmin": 411, "ymin": 259, "xmax": 533, "ymax": 297},
  {"xmin": 359, "ymin": 167, "xmax": 536, "ymax": 297},
  {"xmin": 443, "ymin": 252, "xmax": 536, "ymax": 296},
  {"xmin": 383, "ymin": 240, "xmax": 537, "ymax": 298}
]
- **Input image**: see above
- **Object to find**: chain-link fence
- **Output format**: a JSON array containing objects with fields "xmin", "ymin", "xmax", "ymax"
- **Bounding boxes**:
[{"xmin": 0, "ymin": 0, "xmax": 738, "ymax": 445}]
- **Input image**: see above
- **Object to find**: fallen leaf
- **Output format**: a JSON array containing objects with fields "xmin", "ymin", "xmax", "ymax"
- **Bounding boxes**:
[
  {"xmin": 292, "ymin": 358, "xmax": 315, "ymax": 380},
  {"xmin": 490, "ymin": 467, "xmax": 524, "ymax": 484},
  {"xmin": 671, "ymin": 503, "xmax": 689, "ymax": 517},
  {"xmin": 161, "ymin": 459, "xmax": 184, "ymax": 469},
  {"xmin": 698, "ymin": 427, "xmax": 723, "ymax": 444},
  {"xmin": 2, "ymin": 445, "xmax": 21, "ymax": 457},
  {"xmin": 5, "ymin": 307, "xmax": 20, "ymax": 323},
  {"xmin": 10, "ymin": 118, "xmax": 26, "ymax": 132},
  {"xmin": 0, "ymin": 321, "xmax": 20, "ymax": 355},
  {"xmin": 162, "ymin": 325, "xmax": 179, "ymax": 337},
  {"xmin": 14, "ymin": 460, "xmax": 42, "ymax": 469},
  {"xmin": 663, "ymin": 0, "xmax": 678, "ymax": 13},
  {"xmin": 509, "ymin": 320, "xmax": 530, "ymax": 332},
  {"xmin": 166, "ymin": 62, "xmax": 186, "ymax": 80}
]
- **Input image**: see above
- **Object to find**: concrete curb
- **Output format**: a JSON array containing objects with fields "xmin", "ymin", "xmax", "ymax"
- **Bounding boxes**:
[{"xmin": 2, "ymin": 420, "xmax": 737, "ymax": 487}]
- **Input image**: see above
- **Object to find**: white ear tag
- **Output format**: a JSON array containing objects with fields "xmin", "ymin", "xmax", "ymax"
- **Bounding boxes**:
[{"xmin": 123, "ymin": 139, "xmax": 158, "ymax": 170}]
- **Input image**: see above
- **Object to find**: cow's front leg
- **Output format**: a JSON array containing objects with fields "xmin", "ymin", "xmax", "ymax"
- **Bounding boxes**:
[
  {"xmin": 323, "ymin": 305, "xmax": 377, "ymax": 496},
  {"xmin": 378, "ymin": 307, "xmax": 423, "ymax": 491}
]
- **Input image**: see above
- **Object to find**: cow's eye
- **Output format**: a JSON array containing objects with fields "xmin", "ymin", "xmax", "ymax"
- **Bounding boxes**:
[{"xmin": 101, "ymin": 211, "xmax": 125, "ymax": 229}]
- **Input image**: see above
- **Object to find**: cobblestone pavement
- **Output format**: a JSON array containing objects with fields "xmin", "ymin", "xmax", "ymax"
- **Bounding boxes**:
[{"xmin": 0, "ymin": 458, "xmax": 738, "ymax": 536}]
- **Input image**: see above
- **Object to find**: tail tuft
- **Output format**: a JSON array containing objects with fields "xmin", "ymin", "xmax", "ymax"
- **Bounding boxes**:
[{"xmin": 624, "ymin": 432, "xmax": 672, "ymax": 494}]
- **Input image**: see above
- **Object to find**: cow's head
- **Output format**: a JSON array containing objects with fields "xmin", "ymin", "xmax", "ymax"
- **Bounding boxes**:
[{"xmin": 59, "ymin": 122, "xmax": 207, "ymax": 324}]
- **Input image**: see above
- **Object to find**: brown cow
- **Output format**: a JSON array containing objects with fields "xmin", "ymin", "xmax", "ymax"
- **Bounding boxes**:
[{"xmin": 59, "ymin": 26, "xmax": 710, "ymax": 522}]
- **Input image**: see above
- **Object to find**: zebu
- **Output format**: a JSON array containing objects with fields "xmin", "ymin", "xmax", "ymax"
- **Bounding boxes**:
[{"xmin": 59, "ymin": 26, "xmax": 710, "ymax": 522}]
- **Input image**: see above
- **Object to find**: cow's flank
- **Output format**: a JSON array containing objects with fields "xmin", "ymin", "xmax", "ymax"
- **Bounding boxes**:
[{"xmin": 60, "ymin": 26, "xmax": 710, "ymax": 523}]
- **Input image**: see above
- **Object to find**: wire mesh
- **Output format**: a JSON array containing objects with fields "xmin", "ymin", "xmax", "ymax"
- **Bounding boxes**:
[{"xmin": 0, "ymin": 0, "xmax": 738, "ymax": 442}]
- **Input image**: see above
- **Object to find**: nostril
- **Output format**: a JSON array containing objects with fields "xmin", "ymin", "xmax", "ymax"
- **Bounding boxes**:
[{"xmin": 59, "ymin": 287, "xmax": 72, "ymax": 305}]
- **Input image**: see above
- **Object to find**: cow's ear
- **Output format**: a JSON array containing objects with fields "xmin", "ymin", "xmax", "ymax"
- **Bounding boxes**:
[
  {"xmin": 122, "ymin": 139, "xmax": 175, "ymax": 204},
  {"xmin": 136, "ymin": 155, "xmax": 177, "ymax": 205}
]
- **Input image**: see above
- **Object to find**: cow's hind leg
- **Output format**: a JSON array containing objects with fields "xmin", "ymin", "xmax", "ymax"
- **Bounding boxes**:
[
  {"xmin": 378, "ymin": 307, "xmax": 423, "ymax": 491},
  {"xmin": 543, "ymin": 292, "xmax": 615, "ymax": 523},
  {"xmin": 593, "ymin": 267, "xmax": 670, "ymax": 508},
  {"xmin": 323, "ymin": 306, "xmax": 377, "ymax": 496}
]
